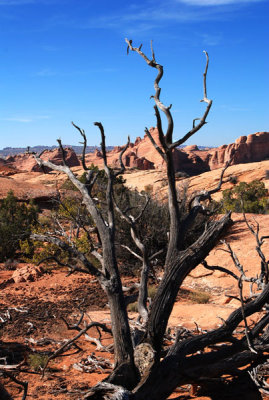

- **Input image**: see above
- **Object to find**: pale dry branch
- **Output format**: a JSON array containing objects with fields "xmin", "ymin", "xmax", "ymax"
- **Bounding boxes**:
[
  {"xmin": 125, "ymin": 38, "xmax": 173, "ymax": 146},
  {"xmin": 170, "ymin": 50, "xmax": 212, "ymax": 150},
  {"xmin": 41, "ymin": 321, "xmax": 112, "ymax": 376}
]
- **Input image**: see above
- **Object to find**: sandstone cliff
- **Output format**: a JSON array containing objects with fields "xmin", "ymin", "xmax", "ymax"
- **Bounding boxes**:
[
  {"xmin": 108, "ymin": 129, "xmax": 269, "ymax": 175},
  {"xmin": 206, "ymin": 132, "xmax": 269, "ymax": 170}
]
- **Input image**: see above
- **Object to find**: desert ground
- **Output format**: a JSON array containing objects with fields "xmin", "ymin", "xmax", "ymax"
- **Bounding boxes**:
[{"xmin": 1, "ymin": 157, "xmax": 269, "ymax": 399}]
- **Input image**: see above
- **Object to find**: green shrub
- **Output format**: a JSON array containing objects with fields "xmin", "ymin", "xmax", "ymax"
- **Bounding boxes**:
[
  {"xmin": 229, "ymin": 175, "xmax": 238, "ymax": 185},
  {"xmin": 28, "ymin": 353, "xmax": 49, "ymax": 371},
  {"xmin": 218, "ymin": 180, "xmax": 269, "ymax": 214},
  {"xmin": 0, "ymin": 191, "xmax": 38, "ymax": 261},
  {"xmin": 189, "ymin": 290, "xmax": 211, "ymax": 304}
]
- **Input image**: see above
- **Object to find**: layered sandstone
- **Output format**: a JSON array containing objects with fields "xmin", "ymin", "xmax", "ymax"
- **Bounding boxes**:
[
  {"xmin": 84, "ymin": 129, "xmax": 269, "ymax": 175},
  {"xmin": 84, "ymin": 134, "xmax": 157, "ymax": 171},
  {"xmin": 206, "ymin": 132, "xmax": 269, "ymax": 170},
  {"xmin": 6, "ymin": 147, "xmax": 80, "ymax": 173},
  {"xmin": 3, "ymin": 131, "xmax": 269, "ymax": 177}
]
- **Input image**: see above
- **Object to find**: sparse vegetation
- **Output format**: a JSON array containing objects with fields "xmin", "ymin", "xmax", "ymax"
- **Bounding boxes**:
[
  {"xmin": 147, "ymin": 285, "xmax": 157, "ymax": 300},
  {"xmin": 143, "ymin": 184, "xmax": 153, "ymax": 194},
  {"xmin": 229, "ymin": 175, "xmax": 238, "ymax": 184},
  {"xmin": 3, "ymin": 39, "xmax": 268, "ymax": 400},
  {"xmin": 218, "ymin": 179, "xmax": 269, "ymax": 213},
  {"xmin": 189, "ymin": 290, "xmax": 211, "ymax": 304},
  {"xmin": 28, "ymin": 353, "xmax": 49, "ymax": 371},
  {"xmin": 0, "ymin": 191, "xmax": 38, "ymax": 261}
]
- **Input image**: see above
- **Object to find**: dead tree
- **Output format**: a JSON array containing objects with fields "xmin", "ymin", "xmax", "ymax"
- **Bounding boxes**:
[{"xmin": 31, "ymin": 40, "xmax": 269, "ymax": 399}]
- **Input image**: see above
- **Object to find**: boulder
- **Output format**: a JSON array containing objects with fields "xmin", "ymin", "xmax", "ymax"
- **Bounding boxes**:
[{"xmin": 12, "ymin": 265, "xmax": 44, "ymax": 283}]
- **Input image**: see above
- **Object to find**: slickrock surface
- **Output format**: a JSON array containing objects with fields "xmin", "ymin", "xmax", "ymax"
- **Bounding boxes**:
[
  {"xmin": 0, "ymin": 176, "xmax": 59, "ymax": 203},
  {"xmin": 123, "ymin": 159, "xmax": 269, "ymax": 202}
]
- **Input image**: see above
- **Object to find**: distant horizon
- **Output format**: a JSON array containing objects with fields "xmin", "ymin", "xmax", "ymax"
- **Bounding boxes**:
[
  {"xmin": 1, "ymin": 128, "xmax": 268, "ymax": 153},
  {"xmin": 0, "ymin": 0, "xmax": 268, "ymax": 148}
]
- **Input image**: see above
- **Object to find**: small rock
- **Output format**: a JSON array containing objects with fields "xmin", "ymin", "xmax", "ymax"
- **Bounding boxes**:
[{"xmin": 12, "ymin": 265, "xmax": 44, "ymax": 283}]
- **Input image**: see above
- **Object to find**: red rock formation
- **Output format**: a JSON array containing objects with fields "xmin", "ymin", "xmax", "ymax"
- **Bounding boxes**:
[
  {"xmin": 0, "ymin": 176, "xmax": 59, "ymax": 205},
  {"xmin": 205, "ymin": 132, "xmax": 269, "ymax": 170},
  {"xmin": 84, "ymin": 129, "xmax": 269, "ymax": 174},
  {"xmin": 13, "ymin": 130, "xmax": 264, "ymax": 175},
  {"xmin": 6, "ymin": 148, "xmax": 80, "ymax": 172},
  {"xmin": 111, "ymin": 150, "xmax": 154, "ymax": 170},
  {"xmin": 184, "ymin": 145, "xmax": 199, "ymax": 152},
  {"xmin": 0, "ymin": 157, "xmax": 20, "ymax": 176},
  {"xmin": 0, "ymin": 165, "xmax": 18, "ymax": 176},
  {"xmin": 170, "ymin": 131, "xmax": 269, "ymax": 174}
]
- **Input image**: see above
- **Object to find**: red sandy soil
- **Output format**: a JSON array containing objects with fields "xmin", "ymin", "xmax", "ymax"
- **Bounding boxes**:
[
  {"xmin": 1, "ymin": 214, "xmax": 269, "ymax": 399},
  {"xmin": 1, "ymin": 158, "xmax": 269, "ymax": 399}
]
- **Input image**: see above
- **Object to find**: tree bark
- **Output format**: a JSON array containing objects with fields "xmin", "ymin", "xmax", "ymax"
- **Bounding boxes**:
[{"xmin": 146, "ymin": 213, "xmax": 232, "ymax": 353}]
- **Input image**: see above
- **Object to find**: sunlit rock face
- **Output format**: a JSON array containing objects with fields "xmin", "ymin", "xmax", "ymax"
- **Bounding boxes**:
[
  {"xmin": 6, "ymin": 147, "xmax": 80, "ymax": 173},
  {"xmin": 206, "ymin": 132, "xmax": 269, "ymax": 170},
  {"xmin": 117, "ymin": 129, "xmax": 269, "ymax": 174}
]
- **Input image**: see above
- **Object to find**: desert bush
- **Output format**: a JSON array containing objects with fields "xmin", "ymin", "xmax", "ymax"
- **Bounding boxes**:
[
  {"xmin": 189, "ymin": 290, "xmax": 211, "ymax": 304},
  {"xmin": 22, "ymin": 196, "xmax": 95, "ymax": 267},
  {"xmin": 143, "ymin": 184, "xmax": 153, "ymax": 194},
  {"xmin": 62, "ymin": 171, "xmax": 170, "ymax": 275},
  {"xmin": 265, "ymin": 170, "xmax": 269, "ymax": 180},
  {"xmin": 229, "ymin": 175, "xmax": 238, "ymax": 184},
  {"xmin": 115, "ymin": 189, "xmax": 169, "ymax": 274},
  {"xmin": 28, "ymin": 353, "xmax": 49, "ymax": 371},
  {"xmin": 218, "ymin": 180, "xmax": 269, "ymax": 213},
  {"xmin": 0, "ymin": 191, "xmax": 38, "ymax": 261}
]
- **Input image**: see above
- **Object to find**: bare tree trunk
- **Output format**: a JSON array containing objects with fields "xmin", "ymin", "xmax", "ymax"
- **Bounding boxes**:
[
  {"xmin": 34, "ymin": 137, "xmax": 138, "ymax": 389},
  {"xmin": 30, "ymin": 40, "xmax": 269, "ymax": 400},
  {"xmin": 146, "ymin": 213, "xmax": 232, "ymax": 353}
]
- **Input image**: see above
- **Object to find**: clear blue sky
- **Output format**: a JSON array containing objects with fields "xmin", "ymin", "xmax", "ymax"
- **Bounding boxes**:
[{"xmin": 0, "ymin": 0, "xmax": 268, "ymax": 149}]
